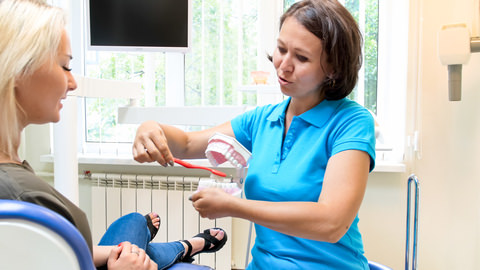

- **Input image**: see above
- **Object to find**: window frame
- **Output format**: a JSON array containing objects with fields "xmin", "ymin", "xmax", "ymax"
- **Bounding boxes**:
[{"xmin": 61, "ymin": 0, "xmax": 408, "ymax": 169}]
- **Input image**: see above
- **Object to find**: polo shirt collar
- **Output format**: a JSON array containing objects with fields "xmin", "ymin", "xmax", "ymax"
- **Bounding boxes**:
[
  {"xmin": 266, "ymin": 98, "xmax": 289, "ymax": 122},
  {"xmin": 266, "ymin": 97, "xmax": 344, "ymax": 128}
]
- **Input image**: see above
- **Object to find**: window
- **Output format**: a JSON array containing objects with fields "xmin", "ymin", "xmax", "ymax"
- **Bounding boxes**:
[
  {"xmin": 73, "ymin": 0, "xmax": 407, "ymax": 164},
  {"xmin": 184, "ymin": 0, "xmax": 259, "ymax": 107},
  {"xmin": 285, "ymin": 0, "xmax": 379, "ymax": 114},
  {"xmin": 80, "ymin": 0, "xmax": 264, "ymax": 155},
  {"xmin": 343, "ymin": 0, "xmax": 379, "ymax": 114}
]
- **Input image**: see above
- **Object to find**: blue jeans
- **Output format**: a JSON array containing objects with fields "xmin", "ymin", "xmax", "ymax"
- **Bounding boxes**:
[{"xmin": 98, "ymin": 212, "xmax": 185, "ymax": 270}]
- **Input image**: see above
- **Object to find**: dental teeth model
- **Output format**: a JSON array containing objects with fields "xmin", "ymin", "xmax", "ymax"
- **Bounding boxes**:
[
  {"xmin": 196, "ymin": 179, "xmax": 242, "ymax": 198},
  {"xmin": 205, "ymin": 132, "xmax": 252, "ymax": 168},
  {"xmin": 194, "ymin": 132, "xmax": 252, "ymax": 197}
]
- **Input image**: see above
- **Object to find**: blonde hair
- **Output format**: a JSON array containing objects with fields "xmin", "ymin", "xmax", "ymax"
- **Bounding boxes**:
[{"xmin": 0, "ymin": 0, "xmax": 66, "ymax": 159}]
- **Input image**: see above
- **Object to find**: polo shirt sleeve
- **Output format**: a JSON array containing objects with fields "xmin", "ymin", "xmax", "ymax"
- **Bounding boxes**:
[
  {"xmin": 231, "ymin": 106, "xmax": 265, "ymax": 152},
  {"xmin": 330, "ymin": 107, "xmax": 376, "ymax": 172}
]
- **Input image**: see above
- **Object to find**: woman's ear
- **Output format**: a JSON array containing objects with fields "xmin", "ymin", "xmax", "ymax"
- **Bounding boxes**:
[
  {"xmin": 13, "ymin": 77, "xmax": 19, "ymax": 90},
  {"xmin": 326, "ymin": 71, "xmax": 336, "ymax": 80},
  {"xmin": 14, "ymin": 74, "xmax": 26, "ymax": 90}
]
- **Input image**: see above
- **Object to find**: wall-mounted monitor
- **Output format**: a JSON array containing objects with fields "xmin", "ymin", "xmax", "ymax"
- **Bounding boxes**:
[{"xmin": 86, "ymin": 0, "xmax": 191, "ymax": 52}]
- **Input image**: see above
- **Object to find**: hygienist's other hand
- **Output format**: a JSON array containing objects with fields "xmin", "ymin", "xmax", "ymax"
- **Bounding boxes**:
[
  {"xmin": 108, "ymin": 242, "xmax": 157, "ymax": 270},
  {"xmin": 191, "ymin": 187, "xmax": 237, "ymax": 219},
  {"xmin": 133, "ymin": 120, "xmax": 173, "ymax": 167}
]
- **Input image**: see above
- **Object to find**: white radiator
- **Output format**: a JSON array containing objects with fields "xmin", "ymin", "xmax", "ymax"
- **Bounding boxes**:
[{"xmin": 89, "ymin": 173, "xmax": 232, "ymax": 269}]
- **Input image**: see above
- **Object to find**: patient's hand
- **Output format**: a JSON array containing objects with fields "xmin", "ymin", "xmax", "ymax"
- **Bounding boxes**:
[
  {"xmin": 108, "ymin": 242, "xmax": 157, "ymax": 270},
  {"xmin": 133, "ymin": 120, "xmax": 173, "ymax": 167}
]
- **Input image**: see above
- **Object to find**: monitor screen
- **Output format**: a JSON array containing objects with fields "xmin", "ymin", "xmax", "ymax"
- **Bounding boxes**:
[{"xmin": 87, "ymin": 0, "xmax": 191, "ymax": 52}]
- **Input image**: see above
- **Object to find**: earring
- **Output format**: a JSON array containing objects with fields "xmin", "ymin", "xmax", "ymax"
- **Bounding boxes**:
[{"xmin": 329, "ymin": 79, "xmax": 336, "ymax": 88}]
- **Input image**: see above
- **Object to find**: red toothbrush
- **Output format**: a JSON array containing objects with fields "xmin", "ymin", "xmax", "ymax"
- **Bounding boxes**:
[{"xmin": 173, "ymin": 158, "xmax": 227, "ymax": 177}]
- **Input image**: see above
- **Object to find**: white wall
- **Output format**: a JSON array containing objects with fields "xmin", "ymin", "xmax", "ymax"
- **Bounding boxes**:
[
  {"xmin": 414, "ymin": 0, "xmax": 480, "ymax": 268},
  {"xmin": 361, "ymin": 0, "xmax": 480, "ymax": 269}
]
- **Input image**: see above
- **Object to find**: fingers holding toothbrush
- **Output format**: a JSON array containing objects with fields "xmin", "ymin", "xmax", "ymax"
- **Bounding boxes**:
[{"xmin": 133, "ymin": 120, "xmax": 174, "ymax": 167}]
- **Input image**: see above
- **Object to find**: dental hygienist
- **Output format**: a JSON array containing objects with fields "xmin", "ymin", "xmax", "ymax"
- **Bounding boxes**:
[{"xmin": 133, "ymin": 0, "xmax": 376, "ymax": 269}]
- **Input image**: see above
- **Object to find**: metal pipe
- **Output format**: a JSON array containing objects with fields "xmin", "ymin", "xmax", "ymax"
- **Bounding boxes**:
[
  {"xmin": 245, "ymin": 222, "xmax": 253, "ymax": 268},
  {"xmin": 447, "ymin": 64, "xmax": 462, "ymax": 101},
  {"xmin": 444, "ymin": 37, "xmax": 480, "ymax": 102},
  {"xmin": 471, "ymin": 37, "xmax": 480, "ymax": 53},
  {"xmin": 405, "ymin": 174, "xmax": 420, "ymax": 270}
]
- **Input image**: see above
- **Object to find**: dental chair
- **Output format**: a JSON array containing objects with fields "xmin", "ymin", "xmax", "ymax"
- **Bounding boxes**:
[{"xmin": 0, "ymin": 199, "xmax": 96, "ymax": 270}]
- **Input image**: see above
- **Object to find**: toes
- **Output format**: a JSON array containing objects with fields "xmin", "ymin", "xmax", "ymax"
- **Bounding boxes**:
[
  {"xmin": 208, "ymin": 229, "xmax": 225, "ymax": 248},
  {"xmin": 148, "ymin": 213, "xmax": 160, "ymax": 229},
  {"xmin": 153, "ymin": 217, "xmax": 160, "ymax": 228},
  {"xmin": 217, "ymin": 230, "xmax": 224, "ymax": 239},
  {"xmin": 211, "ymin": 229, "xmax": 224, "ymax": 240}
]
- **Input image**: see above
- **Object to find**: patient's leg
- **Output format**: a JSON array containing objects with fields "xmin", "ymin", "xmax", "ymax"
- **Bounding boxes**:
[{"xmin": 98, "ymin": 212, "xmax": 152, "ymax": 249}]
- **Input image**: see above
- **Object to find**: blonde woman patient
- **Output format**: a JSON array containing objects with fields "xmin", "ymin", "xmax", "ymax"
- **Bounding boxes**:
[{"xmin": 0, "ymin": 0, "xmax": 226, "ymax": 269}]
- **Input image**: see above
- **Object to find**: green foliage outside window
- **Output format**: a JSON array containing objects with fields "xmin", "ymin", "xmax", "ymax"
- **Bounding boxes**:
[
  {"xmin": 345, "ymin": 0, "xmax": 378, "ymax": 114},
  {"xmin": 84, "ymin": 0, "xmax": 378, "ymax": 143},
  {"xmin": 85, "ymin": 53, "xmax": 147, "ymax": 142},
  {"xmin": 185, "ymin": 0, "xmax": 258, "ymax": 106},
  {"xmin": 284, "ymin": 0, "xmax": 378, "ymax": 114}
]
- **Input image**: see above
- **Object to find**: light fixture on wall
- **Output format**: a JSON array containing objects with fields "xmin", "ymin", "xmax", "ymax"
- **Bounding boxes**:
[{"xmin": 438, "ymin": 23, "xmax": 480, "ymax": 101}]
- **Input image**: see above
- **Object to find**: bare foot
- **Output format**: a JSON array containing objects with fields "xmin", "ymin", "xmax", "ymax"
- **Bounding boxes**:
[{"xmin": 147, "ymin": 213, "xmax": 160, "ymax": 230}]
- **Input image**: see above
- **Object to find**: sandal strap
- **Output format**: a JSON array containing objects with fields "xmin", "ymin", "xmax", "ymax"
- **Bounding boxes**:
[
  {"xmin": 144, "ymin": 214, "xmax": 159, "ymax": 241},
  {"xmin": 196, "ymin": 227, "xmax": 227, "ymax": 254},
  {"xmin": 198, "ymin": 229, "xmax": 221, "ymax": 250},
  {"xmin": 180, "ymin": 240, "xmax": 194, "ymax": 263},
  {"xmin": 181, "ymin": 227, "xmax": 227, "ymax": 263}
]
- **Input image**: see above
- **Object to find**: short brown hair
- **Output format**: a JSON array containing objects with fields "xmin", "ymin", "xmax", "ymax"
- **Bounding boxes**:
[{"xmin": 279, "ymin": 0, "xmax": 363, "ymax": 100}]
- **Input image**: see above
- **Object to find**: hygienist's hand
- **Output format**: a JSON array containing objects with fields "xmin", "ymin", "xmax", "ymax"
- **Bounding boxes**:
[
  {"xmin": 133, "ymin": 120, "xmax": 173, "ymax": 167},
  {"xmin": 191, "ymin": 187, "xmax": 238, "ymax": 219},
  {"xmin": 108, "ymin": 242, "xmax": 157, "ymax": 270}
]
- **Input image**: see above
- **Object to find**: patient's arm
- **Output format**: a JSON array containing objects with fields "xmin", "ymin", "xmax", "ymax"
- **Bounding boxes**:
[{"xmin": 93, "ymin": 245, "xmax": 113, "ymax": 267}]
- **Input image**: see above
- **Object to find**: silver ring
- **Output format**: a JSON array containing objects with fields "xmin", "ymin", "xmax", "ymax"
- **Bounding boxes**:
[{"xmin": 131, "ymin": 251, "xmax": 139, "ymax": 255}]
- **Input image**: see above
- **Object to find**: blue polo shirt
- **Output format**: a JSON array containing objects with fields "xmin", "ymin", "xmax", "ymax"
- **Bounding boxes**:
[{"xmin": 231, "ymin": 97, "xmax": 376, "ymax": 270}]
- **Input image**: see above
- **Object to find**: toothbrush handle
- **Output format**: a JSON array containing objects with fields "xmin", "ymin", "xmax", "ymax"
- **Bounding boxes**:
[{"xmin": 173, "ymin": 158, "xmax": 227, "ymax": 177}]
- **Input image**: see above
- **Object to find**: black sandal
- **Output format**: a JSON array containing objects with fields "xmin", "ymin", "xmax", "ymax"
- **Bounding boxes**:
[
  {"xmin": 181, "ymin": 227, "xmax": 228, "ymax": 263},
  {"xmin": 144, "ymin": 213, "xmax": 160, "ymax": 241}
]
